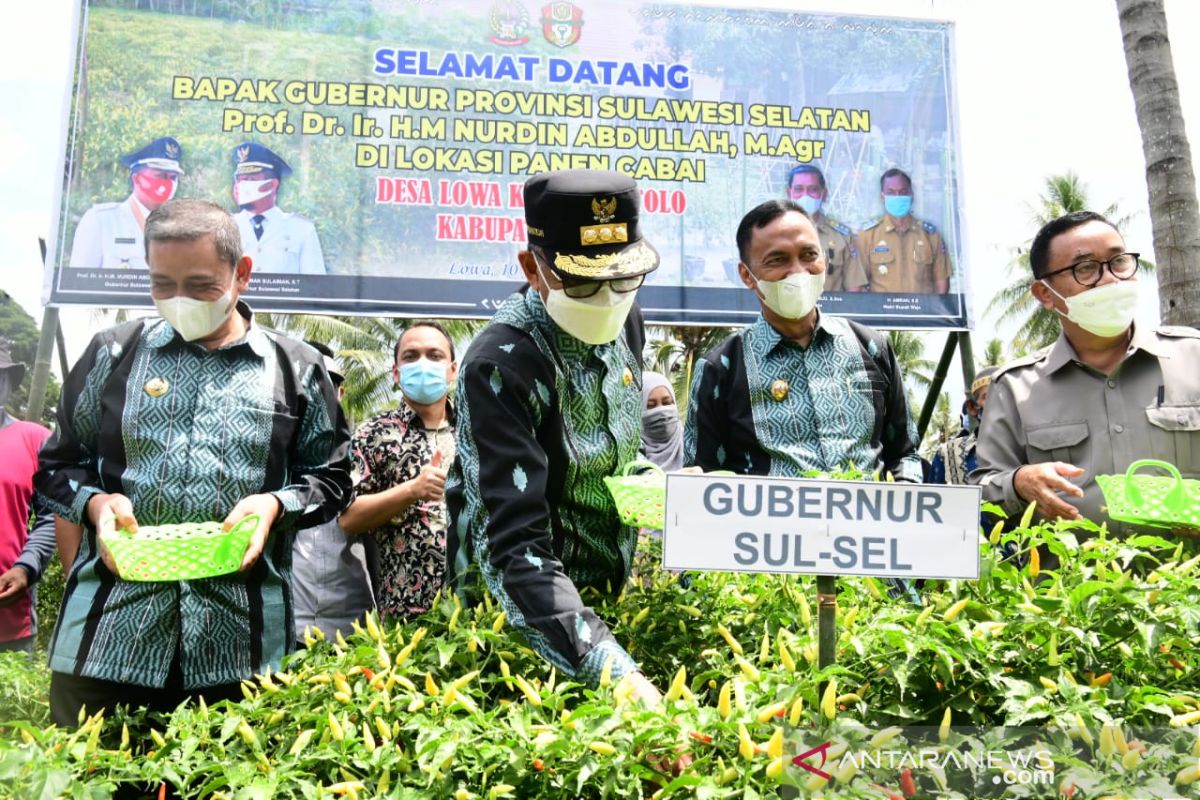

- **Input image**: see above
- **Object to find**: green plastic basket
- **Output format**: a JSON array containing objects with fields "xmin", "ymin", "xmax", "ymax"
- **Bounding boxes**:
[
  {"xmin": 100, "ymin": 515, "xmax": 260, "ymax": 581},
  {"xmin": 1095, "ymin": 459, "xmax": 1200, "ymax": 530},
  {"xmin": 604, "ymin": 461, "xmax": 667, "ymax": 529}
]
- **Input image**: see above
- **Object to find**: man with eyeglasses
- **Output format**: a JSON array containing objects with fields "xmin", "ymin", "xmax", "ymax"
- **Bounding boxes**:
[
  {"xmin": 972, "ymin": 210, "xmax": 1200, "ymax": 535},
  {"xmin": 446, "ymin": 170, "xmax": 671, "ymax": 706}
]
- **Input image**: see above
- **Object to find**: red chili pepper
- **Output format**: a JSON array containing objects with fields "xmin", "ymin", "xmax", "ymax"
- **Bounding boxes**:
[
  {"xmin": 157, "ymin": 784, "xmax": 168, "ymax": 800},
  {"xmin": 532, "ymin": 758, "xmax": 545, "ymax": 772},
  {"xmin": 900, "ymin": 768, "xmax": 917, "ymax": 798},
  {"xmin": 1171, "ymin": 658, "xmax": 1187, "ymax": 670},
  {"xmin": 1061, "ymin": 782, "xmax": 1077, "ymax": 797},
  {"xmin": 688, "ymin": 731, "xmax": 714, "ymax": 744},
  {"xmin": 361, "ymin": 667, "xmax": 375, "ymax": 682}
]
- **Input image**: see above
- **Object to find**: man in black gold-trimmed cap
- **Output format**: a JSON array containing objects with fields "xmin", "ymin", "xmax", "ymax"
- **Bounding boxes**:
[{"xmin": 446, "ymin": 170, "xmax": 674, "ymax": 708}]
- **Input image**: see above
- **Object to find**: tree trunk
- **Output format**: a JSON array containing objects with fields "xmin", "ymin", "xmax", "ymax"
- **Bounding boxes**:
[{"xmin": 1116, "ymin": 0, "xmax": 1200, "ymax": 327}]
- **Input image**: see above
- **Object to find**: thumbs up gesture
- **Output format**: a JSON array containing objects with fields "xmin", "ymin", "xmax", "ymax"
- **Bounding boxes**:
[{"xmin": 412, "ymin": 450, "xmax": 448, "ymax": 502}]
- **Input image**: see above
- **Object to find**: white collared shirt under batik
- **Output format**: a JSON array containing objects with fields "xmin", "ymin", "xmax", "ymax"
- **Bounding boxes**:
[{"xmin": 446, "ymin": 289, "xmax": 643, "ymax": 686}]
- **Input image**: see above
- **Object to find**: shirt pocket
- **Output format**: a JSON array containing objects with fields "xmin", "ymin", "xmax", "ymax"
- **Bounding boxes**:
[
  {"xmin": 912, "ymin": 237, "xmax": 934, "ymax": 266},
  {"xmin": 868, "ymin": 246, "xmax": 895, "ymax": 267},
  {"xmin": 840, "ymin": 375, "xmax": 885, "ymax": 442},
  {"xmin": 1025, "ymin": 420, "xmax": 1090, "ymax": 469},
  {"xmin": 1145, "ymin": 404, "xmax": 1200, "ymax": 474}
]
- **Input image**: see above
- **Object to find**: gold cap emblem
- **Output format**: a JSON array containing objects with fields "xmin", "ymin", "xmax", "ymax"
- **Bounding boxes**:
[
  {"xmin": 770, "ymin": 379, "xmax": 789, "ymax": 402},
  {"xmin": 144, "ymin": 377, "xmax": 170, "ymax": 398},
  {"xmin": 591, "ymin": 196, "xmax": 617, "ymax": 223}
]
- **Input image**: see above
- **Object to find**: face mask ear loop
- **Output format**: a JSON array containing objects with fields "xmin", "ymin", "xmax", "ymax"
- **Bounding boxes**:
[{"xmin": 1038, "ymin": 278, "xmax": 1071, "ymax": 322}]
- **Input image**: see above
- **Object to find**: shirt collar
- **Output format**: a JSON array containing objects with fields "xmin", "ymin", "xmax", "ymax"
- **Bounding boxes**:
[
  {"xmin": 148, "ymin": 300, "xmax": 269, "ymax": 357},
  {"xmin": 1044, "ymin": 322, "xmax": 1164, "ymax": 375},
  {"xmin": 752, "ymin": 311, "xmax": 842, "ymax": 354}
]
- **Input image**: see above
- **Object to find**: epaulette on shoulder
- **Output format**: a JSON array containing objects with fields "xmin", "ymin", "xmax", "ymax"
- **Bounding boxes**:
[
  {"xmin": 921, "ymin": 220, "xmax": 938, "ymax": 234},
  {"xmin": 1156, "ymin": 324, "xmax": 1200, "ymax": 339},
  {"xmin": 862, "ymin": 217, "xmax": 883, "ymax": 231},
  {"xmin": 830, "ymin": 220, "xmax": 852, "ymax": 236},
  {"xmin": 991, "ymin": 348, "xmax": 1049, "ymax": 381},
  {"xmin": 90, "ymin": 201, "xmax": 122, "ymax": 212}
]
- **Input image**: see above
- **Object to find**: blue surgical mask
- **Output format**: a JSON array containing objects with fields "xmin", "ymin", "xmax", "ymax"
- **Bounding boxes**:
[
  {"xmin": 884, "ymin": 195, "xmax": 913, "ymax": 218},
  {"xmin": 399, "ymin": 359, "xmax": 448, "ymax": 405}
]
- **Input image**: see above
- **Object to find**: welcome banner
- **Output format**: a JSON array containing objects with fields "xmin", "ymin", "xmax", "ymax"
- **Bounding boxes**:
[{"xmin": 47, "ymin": 0, "xmax": 970, "ymax": 329}]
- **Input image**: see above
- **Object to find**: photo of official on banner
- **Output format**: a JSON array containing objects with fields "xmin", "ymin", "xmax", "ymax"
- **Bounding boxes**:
[{"xmin": 47, "ymin": 0, "xmax": 969, "ymax": 329}]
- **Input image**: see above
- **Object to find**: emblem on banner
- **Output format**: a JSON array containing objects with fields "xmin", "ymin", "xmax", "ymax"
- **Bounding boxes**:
[
  {"xmin": 541, "ymin": 2, "xmax": 583, "ymax": 48},
  {"xmin": 488, "ymin": 0, "xmax": 530, "ymax": 46}
]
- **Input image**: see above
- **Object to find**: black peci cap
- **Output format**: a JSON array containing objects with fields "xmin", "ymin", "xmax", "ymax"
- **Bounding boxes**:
[{"xmin": 523, "ymin": 169, "xmax": 659, "ymax": 281}]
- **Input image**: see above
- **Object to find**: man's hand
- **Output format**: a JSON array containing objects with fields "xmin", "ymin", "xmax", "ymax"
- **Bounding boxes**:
[
  {"xmin": 615, "ymin": 672, "xmax": 694, "ymax": 776},
  {"xmin": 87, "ymin": 493, "xmax": 138, "ymax": 576},
  {"xmin": 224, "ymin": 494, "xmax": 284, "ymax": 572},
  {"xmin": 0, "ymin": 566, "xmax": 31, "ymax": 607},
  {"xmin": 1014, "ymin": 462, "xmax": 1085, "ymax": 521},
  {"xmin": 617, "ymin": 670, "xmax": 663, "ymax": 707},
  {"xmin": 408, "ymin": 450, "xmax": 447, "ymax": 503}
]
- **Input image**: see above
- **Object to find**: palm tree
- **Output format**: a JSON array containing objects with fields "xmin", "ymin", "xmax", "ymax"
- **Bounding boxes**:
[
  {"xmin": 920, "ymin": 392, "xmax": 956, "ymax": 460},
  {"xmin": 886, "ymin": 330, "xmax": 935, "ymax": 418},
  {"xmin": 987, "ymin": 172, "xmax": 1146, "ymax": 353},
  {"xmin": 1116, "ymin": 0, "xmax": 1200, "ymax": 328},
  {"xmin": 980, "ymin": 338, "xmax": 1006, "ymax": 369},
  {"xmin": 644, "ymin": 325, "xmax": 733, "ymax": 421},
  {"xmin": 257, "ymin": 313, "xmax": 483, "ymax": 425}
]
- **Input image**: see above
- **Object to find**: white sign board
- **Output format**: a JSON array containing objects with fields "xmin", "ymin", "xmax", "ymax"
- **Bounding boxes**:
[{"xmin": 662, "ymin": 474, "xmax": 981, "ymax": 580}]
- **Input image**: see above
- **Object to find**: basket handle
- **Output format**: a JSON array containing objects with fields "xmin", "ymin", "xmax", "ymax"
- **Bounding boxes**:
[
  {"xmin": 1124, "ymin": 459, "xmax": 1185, "ymax": 512},
  {"xmin": 228, "ymin": 514, "xmax": 261, "ymax": 536},
  {"xmin": 620, "ymin": 460, "xmax": 665, "ymax": 478}
]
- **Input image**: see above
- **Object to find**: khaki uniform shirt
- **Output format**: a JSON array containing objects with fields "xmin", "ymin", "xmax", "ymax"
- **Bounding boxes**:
[
  {"xmin": 971, "ymin": 324, "xmax": 1200, "ymax": 535},
  {"xmin": 856, "ymin": 215, "xmax": 951, "ymax": 293},
  {"xmin": 816, "ymin": 216, "xmax": 866, "ymax": 292}
]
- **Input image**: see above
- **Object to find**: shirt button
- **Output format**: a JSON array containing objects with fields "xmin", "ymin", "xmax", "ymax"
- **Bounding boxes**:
[
  {"xmin": 1107, "ymin": 380, "xmax": 1117, "ymax": 389},
  {"xmin": 1113, "ymin": 424, "xmax": 1124, "ymax": 433}
]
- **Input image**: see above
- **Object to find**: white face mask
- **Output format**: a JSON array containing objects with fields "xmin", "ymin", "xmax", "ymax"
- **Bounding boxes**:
[
  {"xmin": 748, "ymin": 269, "xmax": 825, "ymax": 320},
  {"xmin": 234, "ymin": 178, "xmax": 275, "ymax": 207},
  {"xmin": 536, "ymin": 260, "xmax": 636, "ymax": 345},
  {"xmin": 155, "ymin": 287, "xmax": 236, "ymax": 341},
  {"xmin": 1041, "ymin": 279, "xmax": 1138, "ymax": 338},
  {"xmin": 794, "ymin": 195, "xmax": 823, "ymax": 218}
]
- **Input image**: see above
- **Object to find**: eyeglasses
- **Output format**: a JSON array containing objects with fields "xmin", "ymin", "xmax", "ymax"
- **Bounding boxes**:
[
  {"xmin": 1041, "ymin": 252, "xmax": 1140, "ymax": 287},
  {"xmin": 533, "ymin": 250, "xmax": 645, "ymax": 299}
]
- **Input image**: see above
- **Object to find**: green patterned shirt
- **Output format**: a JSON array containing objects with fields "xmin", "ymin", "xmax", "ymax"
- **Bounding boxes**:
[
  {"xmin": 36, "ymin": 309, "xmax": 352, "ymax": 689},
  {"xmin": 684, "ymin": 315, "xmax": 922, "ymax": 481},
  {"xmin": 446, "ymin": 289, "xmax": 643, "ymax": 685}
]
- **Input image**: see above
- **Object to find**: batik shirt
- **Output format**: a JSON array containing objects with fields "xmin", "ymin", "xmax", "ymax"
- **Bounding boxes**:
[
  {"xmin": 684, "ymin": 315, "xmax": 922, "ymax": 481},
  {"xmin": 35, "ymin": 308, "xmax": 352, "ymax": 689},
  {"xmin": 351, "ymin": 403, "xmax": 455, "ymax": 617},
  {"xmin": 446, "ymin": 289, "xmax": 643, "ymax": 686}
]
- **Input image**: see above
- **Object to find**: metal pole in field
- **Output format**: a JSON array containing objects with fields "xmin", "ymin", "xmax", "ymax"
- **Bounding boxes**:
[
  {"xmin": 25, "ymin": 238, "xmax": 58, "ymax": 424},
  {"xmin": 817, "ymin": 574, "xmax": 836, "ymax": 669}
]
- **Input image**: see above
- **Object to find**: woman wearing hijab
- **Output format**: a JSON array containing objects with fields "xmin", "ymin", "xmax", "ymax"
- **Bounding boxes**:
[{"xmin": 641, "ymin": 372, "xmax": 684, "ymax": 471}]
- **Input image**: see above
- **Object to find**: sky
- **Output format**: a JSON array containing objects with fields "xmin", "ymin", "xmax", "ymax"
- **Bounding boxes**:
[{"xmin": 2, "ymin": 0, "xmax": 1199, "ymax": 404}]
